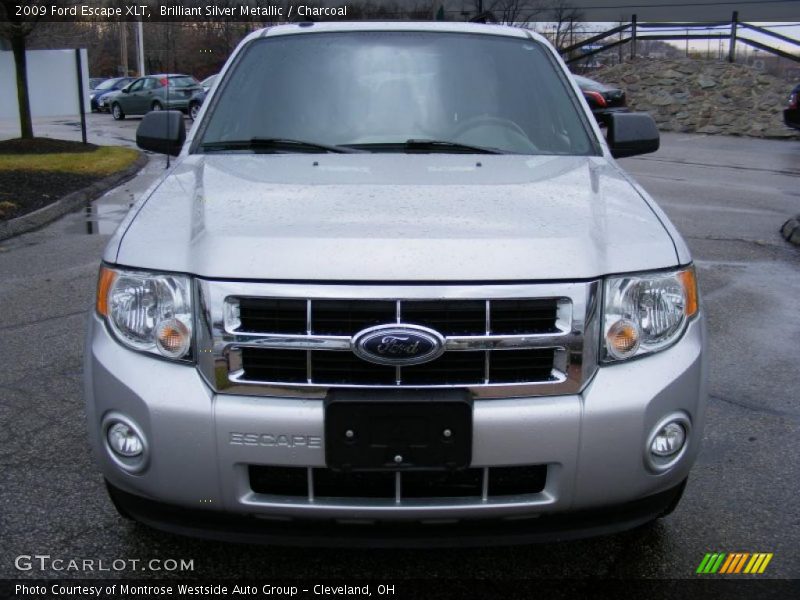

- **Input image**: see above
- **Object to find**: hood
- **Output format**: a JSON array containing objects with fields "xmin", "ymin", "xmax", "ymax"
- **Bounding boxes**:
[{"xmin": 111, "ymin": 154, "xmax": 679, "ymax": 281}]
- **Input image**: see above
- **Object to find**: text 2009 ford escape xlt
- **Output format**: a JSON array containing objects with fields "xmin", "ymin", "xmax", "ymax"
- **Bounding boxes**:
[{"xmin": 85, "ymin": 22, "xmax": 707, "ymax": 545}]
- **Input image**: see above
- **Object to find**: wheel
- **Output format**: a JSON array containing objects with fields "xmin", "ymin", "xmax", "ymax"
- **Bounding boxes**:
[
  {"xmin": 189, "ymin": 102, "xmax": 200, "ymax": 120},
  {"xmin": 151, "ymin": 101, "xmax": 163, "ymax": 112},
  {"xmin": 111, "ymin": 103, "xmax": 125, "ymax": 120}
]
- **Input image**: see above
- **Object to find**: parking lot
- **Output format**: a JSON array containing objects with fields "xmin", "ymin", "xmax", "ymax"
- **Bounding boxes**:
[{"xmin": 0, "ymin": 114, "xmax": 798, "ymax": 579}]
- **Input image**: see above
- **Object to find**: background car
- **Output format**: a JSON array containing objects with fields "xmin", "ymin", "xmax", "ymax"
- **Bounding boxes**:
[
  {"xmin": 91, "ymin": 77, "xmax": 134, "ymax": 112},
  {"xmin": 200, "ymin": 73, "xmax": 218, "ymax": 92},
  {"xmin": 188, "ymin": 88, "xmax": 207, "ymax": 120},
  {"xmin": 89, "ymin": 77, "xmax": 107, "ymax": 90},
  {"xmin": 110, "ymin": 74, "xmax": 200, "ymax": 120},
  {"xmin": 784, "ymin": 83, "xmax": 800, "ymax": 130},
  {"xmin": 573, "ymin": 74, "xmax": 627, "ymax": 126}
]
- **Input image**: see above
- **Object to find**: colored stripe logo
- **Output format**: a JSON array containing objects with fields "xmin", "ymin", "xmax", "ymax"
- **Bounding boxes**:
[{"xmin": 697, "ymin": 553, "xmax": 773, "ymax": 574}]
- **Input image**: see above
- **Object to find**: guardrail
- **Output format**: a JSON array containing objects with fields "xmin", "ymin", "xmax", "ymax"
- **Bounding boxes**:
[{"xmin": 558, "ymin": 12, "xmax": 799, "ymax": 65}]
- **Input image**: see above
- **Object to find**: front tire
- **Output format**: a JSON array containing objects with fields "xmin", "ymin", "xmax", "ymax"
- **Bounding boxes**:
[
  {"xmin": 189, "ymin": 102, "xmax": 200, "ymax": 120},
  {"xmin": 111, "ymin": 103, "xmax": 125, "ymax": 120},
  {"xmin": 151, "ymin": 101, "xmax": 163, "ymax": 112}
]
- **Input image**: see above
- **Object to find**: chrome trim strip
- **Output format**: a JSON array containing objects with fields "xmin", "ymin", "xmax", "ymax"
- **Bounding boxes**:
[
  {"xmin": 207, "ymin": 332, "xmax": 574, "ymax": 352},
  {"xmin": 484, "ymin": 300, "xmax": 491, "ymax": 384},
  {"xmin": 395, "ymin": 472, "xmax": 401, "ymax": 504},
  {"xmin": 239, "ymin": 490, "xmax": 557, "ymax": 518}
]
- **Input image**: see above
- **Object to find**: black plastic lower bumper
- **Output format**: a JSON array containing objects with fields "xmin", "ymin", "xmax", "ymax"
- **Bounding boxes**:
[
  {"xmin": 106, "ymin": 479, "xmax": 687, "ymax": 548},
  {"xmin": 784, "ymin": 107, "xmax": 800, "ymax": 130}
]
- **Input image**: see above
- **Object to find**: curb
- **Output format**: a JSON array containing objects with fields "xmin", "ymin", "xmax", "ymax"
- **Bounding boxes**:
[
  {"xmin": 781, "ymin": 216, "xmax": 800, "ymax": 246},
  {"xmin": 0, "ymin": 152, "xmax": 149, "ymax": 242}
]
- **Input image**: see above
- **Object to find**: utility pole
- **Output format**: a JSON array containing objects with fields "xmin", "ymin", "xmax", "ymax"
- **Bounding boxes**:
[
  {"xmin": 119, "ymin": 21, "xmax": 128, "ymax": 76},
  {"xmin": 728, "ymin": 11, "xmax": 738, "ymax": 63},
  {"xmin": 136, "ymin": 18, "xmax": 145, "ymax": 76}
]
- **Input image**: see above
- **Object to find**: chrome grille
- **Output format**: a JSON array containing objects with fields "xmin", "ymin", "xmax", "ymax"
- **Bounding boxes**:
[
  {"xmin": 235, "ymin": 298, "xmax": 560, "ymax": 337},
  {"xmin": 196, "ymin": 281, "xmax": 600, "ymax": 399}
]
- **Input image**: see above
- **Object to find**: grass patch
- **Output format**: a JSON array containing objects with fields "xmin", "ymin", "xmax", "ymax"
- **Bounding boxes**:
[{"xmin": 0, "ymin": 145, "xmax": 139, "ymax": 177}]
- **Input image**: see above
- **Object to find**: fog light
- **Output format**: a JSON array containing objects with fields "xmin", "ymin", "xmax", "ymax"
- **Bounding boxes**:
[
  {"xmin": 103, "ymin": 413, "xmax": 148, "ymax": 473},
  {"xmin": 650, "ymin": 422, "xmax": 685, "ymax": 457},
  {"xmin": 107, "ymin": 422, "xmax": 143, "ymax": 457},
  {"xmin": 646, "ymin": 413, "xmax": 691, "ymax": 472}
]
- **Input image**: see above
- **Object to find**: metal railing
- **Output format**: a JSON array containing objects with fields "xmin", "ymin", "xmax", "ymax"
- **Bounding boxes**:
[{"xmin": 558, "ymin": 12, "xmax": 799, "ymax": 65}]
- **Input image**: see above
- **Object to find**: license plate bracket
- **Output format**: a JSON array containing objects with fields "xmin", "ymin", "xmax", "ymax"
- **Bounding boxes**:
[{"xmin": 325, "ymin": 389, "xmax": 472, "ymax": 472}]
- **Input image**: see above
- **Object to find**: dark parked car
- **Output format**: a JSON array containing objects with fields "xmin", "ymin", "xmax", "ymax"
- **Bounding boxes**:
[
  {"xmin": 785, "ymin": 84, "xmax": 800, "ymax": 130},
  {"xmin": 573, "ymin": 74, "xmax": 627, "ymax": 126},
  {"xmin": 89, "ymin": 77, "xmax": 107, "ymax": 90},
  {"xmin": 188, "ymin": 88, "xmax": 207, "ymax": 120},
  {"xmin": 91, "ymin": 77, "xmax": 134, "ymax": 112},
  {"xmin": 110, "ymin": 74, "xmax": 201, "ymax": 120}
]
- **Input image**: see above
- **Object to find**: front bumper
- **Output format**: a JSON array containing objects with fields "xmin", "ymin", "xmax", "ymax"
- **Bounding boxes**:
[
  {"xmin": 106, "ymin": 478, "xmax": 686, "ymax": 547},
  {"xmin": 784, "ymin": 107, "xmax": 800, "ymax": 130},
  {"xmin": 85, "ymin": 312, "xmax": 707, "ymax": 536}
]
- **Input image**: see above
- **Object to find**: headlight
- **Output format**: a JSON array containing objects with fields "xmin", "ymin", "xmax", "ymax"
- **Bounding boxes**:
[
  {"xmin": 602, "ymin": 266, "xmax": 698, "ymax": 362},
  {"xmin": 96, "ymin": 266, "xmax": 193, "ymax": 361}
]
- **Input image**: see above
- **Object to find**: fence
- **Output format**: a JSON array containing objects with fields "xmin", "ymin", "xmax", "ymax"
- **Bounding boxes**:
[{"xmin": 558, "ymin": 12, "xmax": 800, "ymax": 66}]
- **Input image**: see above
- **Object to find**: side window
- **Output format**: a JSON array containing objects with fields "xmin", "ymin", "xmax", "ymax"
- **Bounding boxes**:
[
  {"xmin": 143, "ymin": 78, "xmax": 159, "ymax": 90},
  {"xmin": 128, "ymin": 79, "xmax": 144, "ymax": 92}
]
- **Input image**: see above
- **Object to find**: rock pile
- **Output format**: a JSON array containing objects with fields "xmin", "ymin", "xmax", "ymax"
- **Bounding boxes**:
[{"xmin": 594, "ymin": 58, "xmax": 799, "ymax": 139}]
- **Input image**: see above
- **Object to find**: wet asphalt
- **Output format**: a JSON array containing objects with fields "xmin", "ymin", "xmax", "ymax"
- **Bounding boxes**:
[{"xmin": 0, "ymin": 115, "xmax": 798, "ymax": 582}]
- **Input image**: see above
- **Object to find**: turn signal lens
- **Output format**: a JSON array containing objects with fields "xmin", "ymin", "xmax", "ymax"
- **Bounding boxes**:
[
  {"xmin": 96, "ymin": 266, "xmax": 117, "ymax": 317},
  {"xmin": 155, "ymin": 318, "xmax": 191, "ymax": 358},
  {"xmin": 606, "ymin": 319, "xmax": 640, "ymax": 359},
  {"xmin": 678, "ymin": 267, "xmax": 699, "ymax": 318}
]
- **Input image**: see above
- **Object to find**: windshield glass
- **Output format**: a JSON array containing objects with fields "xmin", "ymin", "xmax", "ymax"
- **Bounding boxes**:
[
  {"xmin": 198, "ymin": 32, "xmax": 597, "ymax": 155},
  {"xmin": 95, "ymin": 78, "xmax": 120, "ymax": 91}
]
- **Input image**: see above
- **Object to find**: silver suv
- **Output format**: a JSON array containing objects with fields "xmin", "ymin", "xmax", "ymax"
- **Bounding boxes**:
[{"xmin": 85, "ymin": 22, "xmax": 706, "ymax": 545}]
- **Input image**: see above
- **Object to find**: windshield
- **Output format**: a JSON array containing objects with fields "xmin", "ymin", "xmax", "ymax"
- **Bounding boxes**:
[
  {"xmin": 197, "ymin": 32, "xmax": 597, "ymax": 155},
  {"xmin": 573, "ymin": 74, "xmax": 608, "ymax": 92},
  {"xmin": 95, "ymin": 78, "xmax": 120, "ymax": 91}
]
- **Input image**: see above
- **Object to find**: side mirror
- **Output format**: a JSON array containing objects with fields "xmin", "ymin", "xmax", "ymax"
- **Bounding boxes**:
[
  {"xmin": 136, "ymin": 111, "xmax": 186, "ymax": 156},
  {"xmin": 121, "ymin": 88, "xmax": 130, "ymax": 93},
  {"xmin": 606, "ymin": 112, "xmax": 659, "ymax": 158}
]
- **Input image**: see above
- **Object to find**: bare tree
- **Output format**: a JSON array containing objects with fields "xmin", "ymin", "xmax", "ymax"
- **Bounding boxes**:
[
  {"xmin": 470, "ymin": 0, "xmax": 546, "ymax": 26},
  {"xmin": 549, "ymin": 0, "xmax": 583, "ymax": 51}
]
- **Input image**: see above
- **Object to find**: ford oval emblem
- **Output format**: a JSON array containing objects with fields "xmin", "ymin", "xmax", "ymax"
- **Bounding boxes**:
[{"xmin": 352, "ymin": 324, "xmax": 446, "ymax": 366}]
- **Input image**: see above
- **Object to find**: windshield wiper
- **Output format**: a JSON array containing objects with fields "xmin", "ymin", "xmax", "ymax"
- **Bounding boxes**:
[
  {"xmin": 346, "ymin": 139, "xmax": 509, "ymax": 154},
  {"xmin": 200, "ymin": 138, "xmax": 362, "ymax": 154}
]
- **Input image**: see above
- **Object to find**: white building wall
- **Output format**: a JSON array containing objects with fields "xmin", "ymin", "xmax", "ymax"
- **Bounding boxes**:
[{"xmin": 0, "ymin": 49, "xmax": 90, "ymax": 119}]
